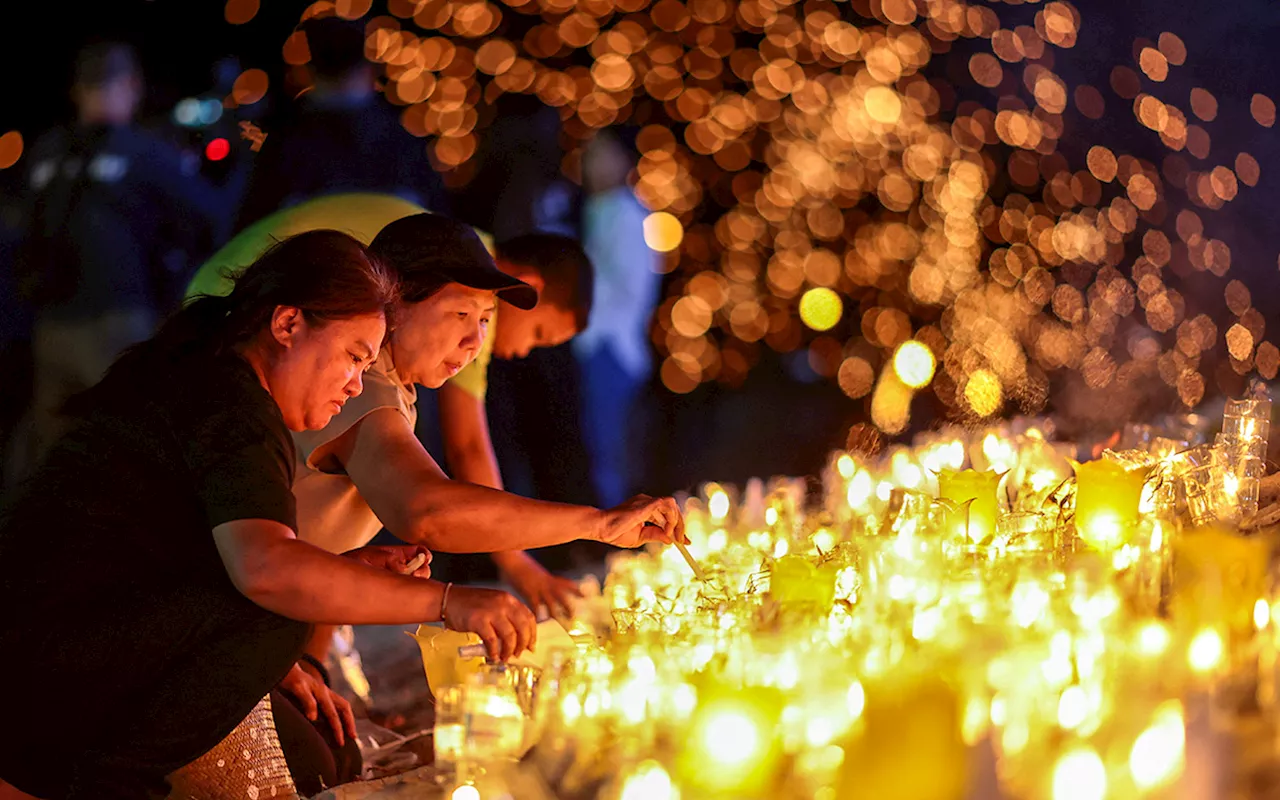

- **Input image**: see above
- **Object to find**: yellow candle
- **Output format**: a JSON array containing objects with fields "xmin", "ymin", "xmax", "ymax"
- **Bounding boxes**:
[
  {"xmin": 1073, "ymin": 460, "xmax": 1150, "ymax": 550},
  {"xmin": 677, "ymin": 684, "xmax": 784, "ymax": 795},
  {"xmin": 837, "ymin": 673, "xmax": 967, "ymax": 800},
  {"xmin": 1172, "ymin": 524, "xmax": 1270, "ymax": 650},
  {"xmin": 937, "ymin": 469, "xmax": 1001, "ymax": 545}
]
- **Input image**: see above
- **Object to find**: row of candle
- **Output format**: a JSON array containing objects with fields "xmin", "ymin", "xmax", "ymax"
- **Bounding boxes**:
[{"xmin": 438, "ymin": 398, "xmax": 1277, "ymax": 800}]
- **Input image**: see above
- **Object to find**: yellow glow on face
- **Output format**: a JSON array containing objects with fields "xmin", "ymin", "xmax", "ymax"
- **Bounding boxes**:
[
  {"xmin": 799, "ymin": 288, "xmax": 843, "ymax": 331},
  {"xmin": 893, "ymin": 340, "xmax": 936, "ymax": 388},
  {"xmin": 644, "ymin": 212, "xmax": 685, "ymax": 252}
]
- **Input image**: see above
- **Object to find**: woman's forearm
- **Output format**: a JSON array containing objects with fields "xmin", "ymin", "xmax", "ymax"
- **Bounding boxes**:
[
  {"xmin": 341, "ymin": 407, "xmax": 609, "ymax": 553},
  {"xmin": 243, "ymin": 538, "xmax": 446, "ymax": 625},
  {"xmin": 400, "ymin": 480, "xmax": 604, "ymax": 552}
]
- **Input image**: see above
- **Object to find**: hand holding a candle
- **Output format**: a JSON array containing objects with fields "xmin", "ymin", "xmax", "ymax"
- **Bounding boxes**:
[{"xmin": 596, "ymin": 494, "xmax": 689, "ymax": 548}]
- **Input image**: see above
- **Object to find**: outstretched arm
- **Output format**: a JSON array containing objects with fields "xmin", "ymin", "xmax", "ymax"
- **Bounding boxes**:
[
  {"xmin": 316, "ymin": 406, "xmax": 684, "ymax": 552},
  {"xmin": 213, "ymin": 519, "xmax": 536, "ymax": 661}
]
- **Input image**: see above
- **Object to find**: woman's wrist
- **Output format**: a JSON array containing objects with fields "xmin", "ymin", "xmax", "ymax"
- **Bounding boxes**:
[
  {"xmin": 299, "ymin": 653, "xmax": 331, "ymax": 687},
  {"xmin": 589, "ymin": 507, "xmax": 611, "ymax": 543},
  {"xmin": 491, "ymin": 550, "xmax": 532, "ymax": 571}
]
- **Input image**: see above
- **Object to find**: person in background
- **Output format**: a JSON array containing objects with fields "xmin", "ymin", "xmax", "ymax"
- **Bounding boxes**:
[
  {"xmin": 6, "ymin": 40, "xmax": 227, "ymax": 487},
  {"xmin": 572, "ymin": 128, "xmax": 664, "ymax": 508},
  {"xmin": 234, "ymin": 15, "xmax": 449, "ymax": 231},
  {"xmin": 0, "ymin": 171, "xmax": 32, "ymax": 502},
  {"xmin": 461, "ymin": 97, "xmax": 579, "ymax": 241},
  {"xmin": 0, "ymin": 231, "xmax": 536, "ymax": 800}
]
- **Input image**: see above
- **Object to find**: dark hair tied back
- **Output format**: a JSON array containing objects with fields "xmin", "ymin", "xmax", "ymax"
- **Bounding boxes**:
[{"xmin": 68, "ymin": 230, "xmax": 396, "ymax": 415}]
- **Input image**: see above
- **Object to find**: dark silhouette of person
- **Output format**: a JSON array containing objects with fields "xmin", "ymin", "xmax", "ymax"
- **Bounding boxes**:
[
  {"xmin": 235, "ymin": 15, "xmax": 450, "ymax": 231},
  {"xmin": 7, "ymin": 40, "xmax": 225, "ymax": 487}
]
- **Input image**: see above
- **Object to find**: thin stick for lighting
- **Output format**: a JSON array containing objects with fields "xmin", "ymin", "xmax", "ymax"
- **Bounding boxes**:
[
  {"xmin": 645, "ymin": 520, "xmax": 706, "ymax": 580},
  {"xmin": 674, "ymin": 539, "xmax": 706, "ymax": 581}
]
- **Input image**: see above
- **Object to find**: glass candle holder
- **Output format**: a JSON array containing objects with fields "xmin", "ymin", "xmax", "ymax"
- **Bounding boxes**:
[
  {"xmin": 1172, "ymin": 525, "xmax": 1272, "ymax": 668},
  {"xmin": 433, "ymin": 684, "xmax": 465, "ymax": 777},
  {"xmin": 460, "ymin": 667, "xmax": 530, "ymax": 766},
  {"xmin": 1222, "ymin": 396, "xmax": 1271, "ymax": 444},
  {"xmin": 1074, "ymin": 460, "xmax": 1151, "ymax": 551},
  {"xmin": 1211, "ymin": 438, "xmax": 1264, "ymax": 524},
  {"xmin": 995, "ymin": 510, "xmax": 1056, "ymax": 554},
  {"xmin": 937, "ymin": 469, "xmax": 1002, "ymax": 546}
]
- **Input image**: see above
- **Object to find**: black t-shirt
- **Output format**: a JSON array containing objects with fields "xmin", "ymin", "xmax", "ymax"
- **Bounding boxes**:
[{"xmin": 0, "ymin": 350, "xmax": 296, "ymax": 626}]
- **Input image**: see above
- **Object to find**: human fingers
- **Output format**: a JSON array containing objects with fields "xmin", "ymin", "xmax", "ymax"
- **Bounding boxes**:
[
  {"xmin": 316, "ymin": 687, "xmax": 345, "ymax": 746},
  {"xmin": 494, "ymin": 615, "xmax": 518, "ymax": 662},
  {"xmin": 294, "ymin": 681, "xmax": 319, "ymax": 721},
  {"xmin": 478, "ymin": 621, "xmax": 502, "ymax": 663},
  {"xmin": 513, "ymin": 602, "xmax": 536, "ymax": 656},
  {"xmin": 547, "ymin": 578, "xmax": 580, "ymax": 618},
  {"xmin": 334, "ymin": 692, "xmax": 358, "ymax": 742}
]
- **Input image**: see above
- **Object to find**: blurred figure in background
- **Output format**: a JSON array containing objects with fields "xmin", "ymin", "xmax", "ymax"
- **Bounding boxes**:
[
  {"xmin": 6, "ymin": 40, "xmax": 225, "ymax": 488},
  {"xmin": 0, "ymin": 171, "xmax": 32, "ymax": 502},
  {"xmin": 460, "ymin": 96, "xmax": 579, "ymax": 241},
  {"xmin": 235, "ymin": 15, "xmax": 449, "ymax": 231},
  {"xmin": 572, "ymin": 128, "xmax": 663, "ymax": 508}
]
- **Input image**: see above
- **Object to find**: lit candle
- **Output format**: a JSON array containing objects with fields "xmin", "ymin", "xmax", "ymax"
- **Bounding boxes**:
[
  {"xmin": 936, "ymin": 469, "xmax": 1001, "ymax": 545},
  {"xmin": 1172, "ymin": 524, "xmax": 1270, "ymax": 657},
  {"xmin": 1073, "ymin": 460, "xmax": 1150, "ymax": 550}
]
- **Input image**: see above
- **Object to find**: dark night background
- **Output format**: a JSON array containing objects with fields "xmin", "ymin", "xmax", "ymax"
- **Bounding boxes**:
[{"xmin": 2, "ymin": 0, "xmax": 1278, "ymax": 498}]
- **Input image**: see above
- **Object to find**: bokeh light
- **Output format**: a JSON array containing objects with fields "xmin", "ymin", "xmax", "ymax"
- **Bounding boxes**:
[
  {"xmin": 799, "ymin": 288, "xmax": 842, "ymax": 332},
  {"xmin": 893, "ymin": 340, "xmax": 936, "ymax": 389},
  {"xmin": 0, "ymin": 131, "xmax": 22, "ymax": 170},
  {"xmin": 643, "ymin": 211, "xmax": 684, "ymax": 252},
  {"xmin": 246, "ymin": 0, "xmax": 1277, "ymax": 433}
]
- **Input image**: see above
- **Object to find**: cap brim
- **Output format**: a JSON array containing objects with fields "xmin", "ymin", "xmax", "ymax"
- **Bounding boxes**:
[{"xmin": 442, "ymin": 266, "xmax": 539, "ymax": 310}]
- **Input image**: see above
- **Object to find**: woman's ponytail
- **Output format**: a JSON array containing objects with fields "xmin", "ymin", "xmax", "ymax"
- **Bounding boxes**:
[{"xmin": 63, "ymin": 230, "xmax": 395, "ymax": 419}]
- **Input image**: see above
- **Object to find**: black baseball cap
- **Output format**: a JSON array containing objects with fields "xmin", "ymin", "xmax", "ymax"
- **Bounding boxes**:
[{"xmin": 369, "ymin": 213, "xmax": 539, "ymax": 310}]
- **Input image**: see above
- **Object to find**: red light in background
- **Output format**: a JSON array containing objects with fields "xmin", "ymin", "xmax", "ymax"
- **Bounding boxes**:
[{"xmin": 205, "ymin": 137, "xmax": 230, "ymax": 161}]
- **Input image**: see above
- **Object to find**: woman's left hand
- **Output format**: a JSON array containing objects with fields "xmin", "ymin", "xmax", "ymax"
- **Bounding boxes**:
[
  {"xmin": 346, "ymin": 544, "xmax": 433, "ymax": 578},
  {"xmin": 279, "ymin": 663, "xmax": 358, "ymax": 746}
]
